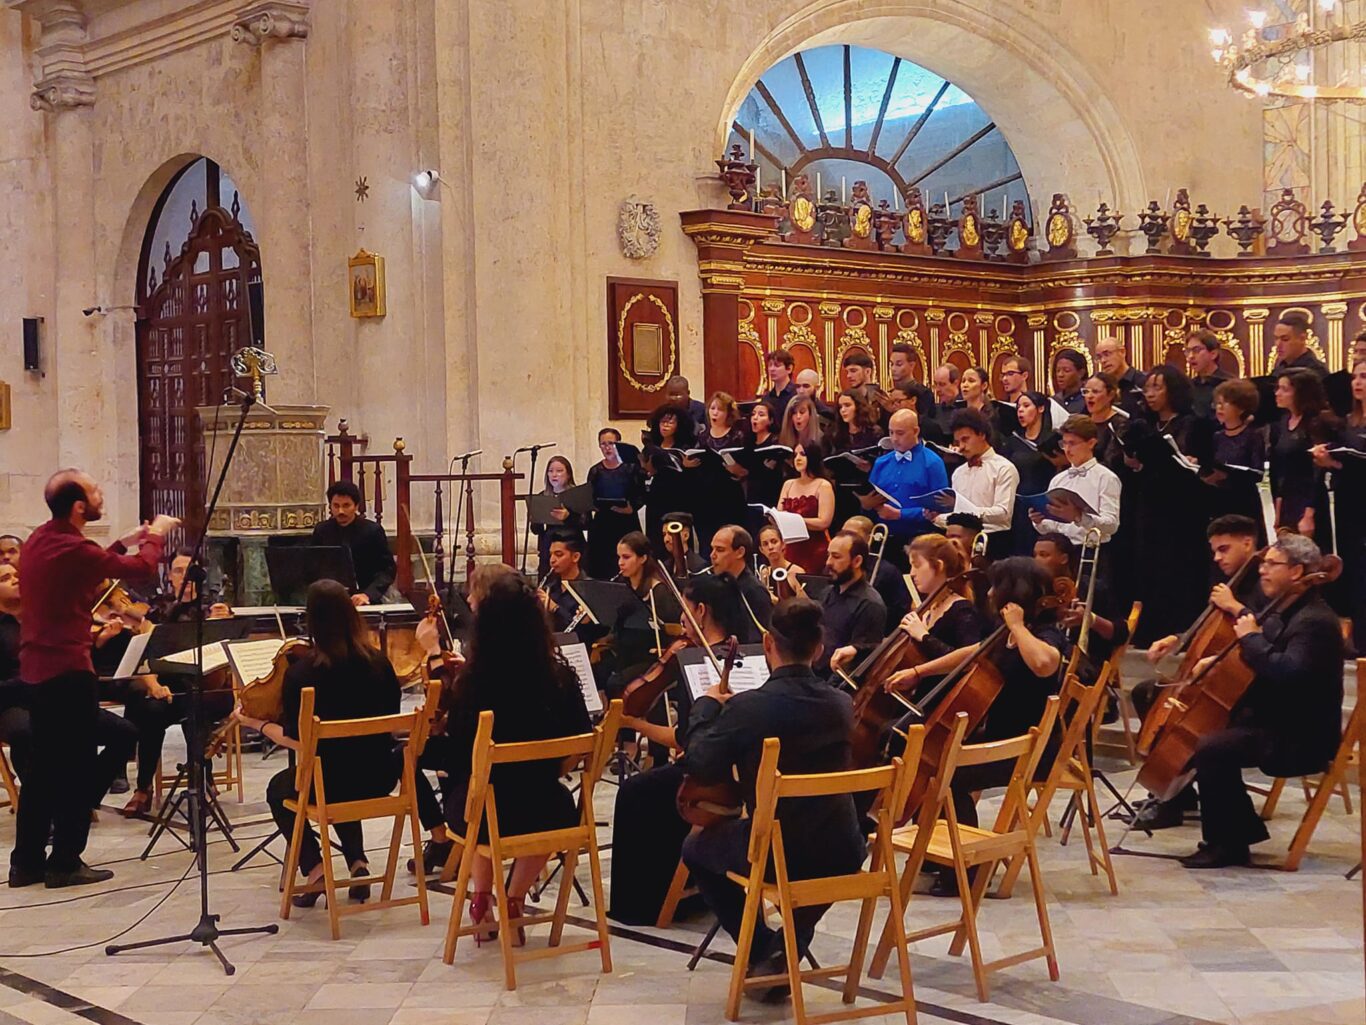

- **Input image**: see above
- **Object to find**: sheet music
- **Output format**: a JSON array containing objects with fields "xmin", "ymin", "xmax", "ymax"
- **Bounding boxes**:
[
  {"xmin": 158, "ymin": 642, "xmax": 230, "ymax": 674},
  {"xmin": 112, "ymin": 631, "xmax": 153, "ymax": 679},
  {"xmin": 233, "ymin": 602, "xmax": 414, "ymax": 617},
  {"xmin": 681, "ymin": 655, "xmax": 769, "ymax": 701},
  {"xmin": 224, "ymin": 638, "xmax": 289, "ymax": 686},
  {"xmin": 557, "ymin": 641, "xmax": 602, "ymax": 715}
]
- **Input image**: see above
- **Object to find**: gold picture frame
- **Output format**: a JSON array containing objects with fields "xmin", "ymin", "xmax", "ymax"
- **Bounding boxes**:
[
  {"xmin": 348, "ymin": 249, "xmax": 386, "ymax": 318},
  {"xmin": 0, "ymin": 380, "xmax": 10, "ymax": 430}
]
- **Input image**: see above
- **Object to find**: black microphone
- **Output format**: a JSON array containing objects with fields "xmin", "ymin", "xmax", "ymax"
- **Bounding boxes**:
[{"xmin": 513, "ymin": 442, "xmax": 557, "ymax": 454}]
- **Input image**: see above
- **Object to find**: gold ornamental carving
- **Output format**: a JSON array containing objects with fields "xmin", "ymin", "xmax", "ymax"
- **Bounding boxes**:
[
  {"xmin": 905, "ymin": 207, "xmax": 927, "ymax": 244},
  {"xmin": 761, "ymin": 298, "xmax": 785, "ymax": 314},
  {"xmin": 1046, "ymin": 214, "xmax": 1070, "ymax": 247},
  {"xmin": 836, "ymin": 326, "xmax": 873, "ymax": 365},
  {"xmin": 1026, "ymin": 314, "xmax": 1048, "ymax": 328},
  {"xmin": 790, "ymin": 194, "xmax": 817, "ymax": 233},
  {"xmin": 784, "ymin": 322, "xmax": 818, "ymax": 351},
  {"xmin": 1048, "ymin": 332, "xmax": 1091, "ymax": 374},
  {"xmin": 961, "ymin": 214, "xmax": 981, "ymax": 247},
  {"xmin": 1009, "ymin": 219, "xmax": 1029, "ymax": 251},
  {"xmin": 819, "ymin": 301, "xmax": 842, "ymax": 317},
  {"xmin": 1172, "ymin": 207, "xmax": 1193, "ymax": 243},
  {"xmin": 925, "ymin": 308, "xmax": 946, "ymax": 324},
  {"xmin": 1323, "ymin": 301, "xmax": 1349, "ymax": 318},
  {"xmin": 1244, "ymin": 308, "xmax": 1271, "ymax": 323},
  {"xmin": 893, "ymin": 329, "xmax": 927, "ymax": 370},
  {"xmin": 989, "ymin": 335, "xmax": 1020, "ymax": 359},
  {"xmin": 616, "ymin": 293, "xmax": 677, "ymax": 393},
  {"xmin": 874, "ymin": 306, "xmax": 895, "ymax": 321}
]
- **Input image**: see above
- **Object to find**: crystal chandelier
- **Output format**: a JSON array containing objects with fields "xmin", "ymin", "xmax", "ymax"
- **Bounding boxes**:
[{"xmin": 1210, "ymin": 0, "xmax": 1366, "ymax": 102}]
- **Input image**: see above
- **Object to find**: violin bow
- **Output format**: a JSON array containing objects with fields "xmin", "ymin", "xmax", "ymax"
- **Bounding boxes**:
[{"xmin": 409, "ymin": 513, "xmax": 458, "ymax": 652}]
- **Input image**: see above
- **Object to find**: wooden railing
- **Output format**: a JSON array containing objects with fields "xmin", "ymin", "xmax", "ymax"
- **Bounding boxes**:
[{"xmin": 331, "ymin": 424, "xmax": 521, "ymax": 594}]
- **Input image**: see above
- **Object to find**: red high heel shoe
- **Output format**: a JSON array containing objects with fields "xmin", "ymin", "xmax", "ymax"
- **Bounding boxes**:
[{"xmin": 468, "ymin": 891, "xmax": 497, "ymax": 945}]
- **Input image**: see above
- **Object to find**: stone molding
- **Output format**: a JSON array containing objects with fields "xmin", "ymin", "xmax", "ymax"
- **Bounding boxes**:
[{"xmin": 7, "ymin": 0, "xmax": 311, "ymax": 110}]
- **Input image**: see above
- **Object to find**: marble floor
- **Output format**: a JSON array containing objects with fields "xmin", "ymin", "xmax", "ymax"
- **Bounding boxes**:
[{"xmin": 0, "ymin": 659, "xmax": 1360, "ymax": 1025}]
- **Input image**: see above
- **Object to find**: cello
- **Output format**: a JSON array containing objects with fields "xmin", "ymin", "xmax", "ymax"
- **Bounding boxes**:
[
  {"xmin": 1137, "ymin": 555, "xmax": 1341, "ymax": 802},
  {"xmin": 1136, "ymin": 548, "xmax": 1266, "ymax": 756},
  {"xmin": 675, "ymin": 637, "xmax": 744, "ymax": 827}
]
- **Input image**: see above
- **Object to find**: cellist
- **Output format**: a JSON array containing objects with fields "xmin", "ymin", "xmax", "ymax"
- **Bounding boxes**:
[{"xmin": 1178, "ymin": 534, "xmax": 1343, "ymax": 869}]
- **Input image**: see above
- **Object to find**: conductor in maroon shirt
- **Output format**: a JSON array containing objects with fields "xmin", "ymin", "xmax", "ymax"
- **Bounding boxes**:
[{"xmin": 9, "ymin": 470, "xmax": 178, "ymax": 889}]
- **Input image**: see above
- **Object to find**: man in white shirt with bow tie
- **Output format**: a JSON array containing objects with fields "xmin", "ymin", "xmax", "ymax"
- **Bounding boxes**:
[
  {"xmin": 1029, "ymin": 414, "xmax": 1121, "ymax": 546},
  {"xmin": 931, "ymin": 408, "xmax": 1019, "ymax": 558}
]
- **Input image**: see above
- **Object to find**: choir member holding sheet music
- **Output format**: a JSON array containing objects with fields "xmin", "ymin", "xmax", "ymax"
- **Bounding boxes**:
[
  {"xmin": 1312, "ymin": 356, "xmax": 1366, "ymax": 652},
  {"xmin": 1124, "ymin": 367, "xmax": 1214, "ymax": 643},
  {"xmin": 641, "ymin": 402, "xmax": 699, "ymax": 554},
  {"xmin": 826, "ymin": 389, "xmax": 884, "ymax": 530},
  {"xmin": 933, "ymin": 408, "xmax": 1020, "ymax": 559},
  {"xmin": 777, "ymin": 442, "xmax": 835, "ymax": 572},
  {"xmin": 694, "ymin": 392, "xmax": 750, "ymax": 551},
  {"xmin": 1006, "ymin": 392, "xmax": 1062, "ymax": 555},
  {"xmin": 528, "ymin": 456, "xmax": 589, "ymax": 580},
  {"xmin": 1200, "ymin": 379, "xmax": 1268, "ymax": 543},
  {"xmin": 1028, "ymin": 415, "xmax": 1121, "ymax": 549},
  {"xmin": 736, "ymin": 399, "xmax": 787, "ymax": 509},
  {"xmin": 1269, "ymin": 370, "xmax": 1337, "ymax": 549},
  {"xmin": 862, "ymin": 408, "xmax": 949, "ymax": 570},
  {"xmin": 777, "ymin": 395, "xmax": 824, "ymax": 453},
  {"xmin": 586, "ymin": 428, "xmax": 644, "ymax": 581}
]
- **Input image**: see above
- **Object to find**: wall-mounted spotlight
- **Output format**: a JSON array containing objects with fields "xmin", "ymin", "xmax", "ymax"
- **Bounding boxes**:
[
  {"xmin": 413, "ymin": 169, "xmax": 442, "ymax": 200},
  {"xmin": 82, "ymin": 304, "xmax": 139, "ymax": 318}
]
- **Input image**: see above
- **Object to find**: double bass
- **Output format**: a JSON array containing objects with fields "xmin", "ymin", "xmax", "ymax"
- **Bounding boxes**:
[
  {"xmin": 1137, "ymin": 555, "xmax": 1341, "ymax": 802},
  {"xmin": 1136, "ymin": 549, "xmax": 1266, "ymax": 756}
]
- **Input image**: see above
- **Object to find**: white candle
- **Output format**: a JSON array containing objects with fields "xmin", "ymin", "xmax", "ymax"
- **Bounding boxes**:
[
  {"xmin": 1001, "ymin": 191, "xmax": 1008, "ymax": 217},
  {"xmin": 748, "ymin": 129, "xmax": 755, "ymax": 158},
  {"xmin": 945, "ymin": 191, "xmax": 951, "ymax": 213},
  {"xmin": 781, "ymin": 168, "xmax": 787, "ymax": 199},
  {"xmin": 894, "ymin": 189, "xmax": 900, "ymax": 211},
  {"xmin": 817, "ymin": 171, "xmax": 822, "ymax": 198},
  {"xmin": 842, "ymin": 176, "xmax": 847, "ymax": 202},
  {"xmin": 756, "ymin": 164, "xmax": 761, "ymax": 194},
  {"xmin": 1164, "ymin": 187, "xmax": 1171, "ymax": 209}
]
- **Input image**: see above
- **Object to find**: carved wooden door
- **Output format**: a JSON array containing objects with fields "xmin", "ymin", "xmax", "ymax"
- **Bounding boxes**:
[{"xmin": 136, "ymin": 198, "xmax": 263, "ymax": 533}]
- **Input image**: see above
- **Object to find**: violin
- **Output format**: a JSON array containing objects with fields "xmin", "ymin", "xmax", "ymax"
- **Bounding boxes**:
[
  {"xmin": 207, "ymin": 636, "xmax": 312, "ymax": 758},
  {"xmin": 1137, "ymin": 556, "xmax": 1341, "ymax": 803},
  {"xmin": 1136, "ymin": 549, "xmax": 1266, "ymax": 756},
  {"xmin": 621, "ymin": 636, "xmax": 691, "ymax": 719},
  {"xmin": 676, "ymin": 637, "xmax": 744, "ymax": 828},
  {"xmin": 92, "ymin": 580, "xmax": 152, "ymax": 635}
]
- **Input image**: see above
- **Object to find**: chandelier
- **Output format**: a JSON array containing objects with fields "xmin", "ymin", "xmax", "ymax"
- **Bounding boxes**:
[{"xmin": 1210, "ymin": 0, "xmax": 1366, "ymax": 102}]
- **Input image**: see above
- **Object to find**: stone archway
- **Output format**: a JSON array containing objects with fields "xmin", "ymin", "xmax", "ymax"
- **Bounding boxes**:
[{"xmin": 718, "ymin": 0, "xmax": 1147, "ymax": 213}]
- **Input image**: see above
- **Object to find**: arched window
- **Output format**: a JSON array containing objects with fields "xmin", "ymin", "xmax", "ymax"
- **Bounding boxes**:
[{"xmin": 730, "ymin": 45, "xmax": 1029, "ymax": 218}]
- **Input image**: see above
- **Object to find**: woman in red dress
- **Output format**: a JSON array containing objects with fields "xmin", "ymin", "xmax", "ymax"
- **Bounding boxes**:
[{"xmin": 777, "ymin": 441, "xmax": 835, "ymax": 573}]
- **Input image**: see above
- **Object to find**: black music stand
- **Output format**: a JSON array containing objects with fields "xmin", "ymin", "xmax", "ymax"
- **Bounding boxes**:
[
  {"xmin": 264, "ymin": 545, "xmax": 357, "ymax": 606},
  {"xmin": 107, "ymin": 367, "xmax": 279, "ymax": 974}
]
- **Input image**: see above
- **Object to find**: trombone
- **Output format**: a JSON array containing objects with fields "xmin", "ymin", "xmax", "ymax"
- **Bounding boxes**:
[
  {"xmin": 868, "ymin": 522, "xmax": 890, "ymax": 579},
  {"xmin": 1073, "ymin": 527, "xmax": 1103, "ymax": 656}
]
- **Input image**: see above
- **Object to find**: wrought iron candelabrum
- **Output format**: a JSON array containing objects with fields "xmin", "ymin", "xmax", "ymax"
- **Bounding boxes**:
[
  {"xmin": 1137, "ymin": 201, "xmax": 1170, "ymax": 255},
  {"xmin": 715, "ymin": 144, "xmax": 757, "ymax": 210},
  {"xmin": 1310, "ymin": 200, "xmax": 1348, "ymax": 253},
  {"xmin": 1222, "ymin": 205, "xmax": 1265, "ymax": 256},
  {"xmin": 981, "ymin": 206, "xmax": 1007, "ymax": 260},
  {"xmin": 1189, "ymin": 204, "xmax": 1221, "ymax": 255},
  {"xmin": 927, "ymin": 203, "xmax": 953, "ymax": 254},
  {"xmin": 1083, "ymin": 202, "xmax": 1122, "ymax": 256}
]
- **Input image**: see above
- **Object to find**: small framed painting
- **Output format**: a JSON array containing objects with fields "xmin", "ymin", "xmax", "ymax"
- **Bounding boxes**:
[{"xmin": 348, "ymin": 249, "xmax": 386, "ymax": 318}]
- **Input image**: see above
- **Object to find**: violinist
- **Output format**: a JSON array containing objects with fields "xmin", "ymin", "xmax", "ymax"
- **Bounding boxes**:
[
  {"xmin": 681, "ymin": 597, "xmax": 864, "ymax": 987},
  {"xmin": 538, "ymin": 532, "xmax": 593, "ymax": 635},
  {"xmin": 1131, "ymin": 515, "xmax": 1267, "ymax": 830},
  {"xmin": 821, "ymin": 532, "xmax": 887, "ymax": 676},
  {"xmin": 1031, "ymin": 532, "xmax": 1128, "ymax": 671},
  {"xmin": 756, "ymin": 523, "xmax": 805, "ymax": 601},
  {"xmin": 118, "ymin": 550, "xmax": 235, "ymax": 818},
  {"xmin": 11, "ymin": 469, "xmax": 177, "ymax": 889},
  {"xmin": 660, "ymin": 512, "xmax": 708, "ymax": 580},
  {"xmin": 886, "ymin": 557, "xmax": 1066, "ymax": 894},
  {"xmin": 436, "ymin": 573, "xmax": 591, "ymax": 944},
  {"xmin": 943, "ymin": 512, "xmax": 984, "ymax": 565},
  {"xmin": 595, "ymin": 532, "xmax": 682, "ymax": 696},
  {"xmin": 708, "ymin": 526, "xmax": 771, "ymax": 643},
  {"xmin": 1179, "ymin": 534, "xmax": 1343, "ymax": 869},
  {"xmin": 310, "ymin": 480, "xmax": 397, "ymax": 607},
  {"xmin": 842, "ymin": 516, "xmax": 909, "ymax": 625},
  {"xmin": 608, "ymin": 574, "xmax": 748, "ymax": 926},
  {"xmin": 240, "ymin": 579, "xmax": 402, "ymax": 907},
  {"xmin": 882, "ymin": 535, "xmax": 986, "ymax": 706}
]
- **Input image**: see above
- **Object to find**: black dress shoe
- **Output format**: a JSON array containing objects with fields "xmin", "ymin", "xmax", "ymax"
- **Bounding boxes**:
[
  {"xmin": 1179, "ymin": 843, "xmax": 1250, "ymax": 869},
  {"xmin": 109, "ymin": 775, "xmax": 130, "ymax": 795},
  {"xmin": 291, "ymin": 890, "xmax": 323, "ymax": 909},
  {"xmin": 44, "ymin": 862, "xmax": 114, "ymax": 889},
  {"xmin": 7, "ymin": 866, "xmax": 44, "ymax": 888},
  {"xmin": 746, "ymin": 937, "xmax": 791, "ymax": 1003},
  {"xmin": 348, "ymin": 862, "xmax": 371, "ymax": 902},
  {"xmin": 1132, "ymin": 800, "xmax": 1186, "ymax": 830}
]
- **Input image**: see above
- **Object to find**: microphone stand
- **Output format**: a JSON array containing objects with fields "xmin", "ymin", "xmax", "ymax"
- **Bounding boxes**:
[
  {"xmin": 107, "ymin": 365, "xmax": 279, "ymax": 975},
  {"xmin": 519, "ymin": 446, "xmax": 544, "ymax": 575},
  {"xmin": 449, "ymin": 452, "xmax": 476, "ymax": 595}
]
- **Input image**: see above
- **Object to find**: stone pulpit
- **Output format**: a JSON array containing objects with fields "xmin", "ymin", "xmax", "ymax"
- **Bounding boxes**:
[{"xmin": 196, "ymin": 403, "xmax": 330, "ymax": 604}]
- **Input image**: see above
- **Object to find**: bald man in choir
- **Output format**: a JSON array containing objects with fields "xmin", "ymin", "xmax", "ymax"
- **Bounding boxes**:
[{"xmin": 310, "ymin": 480, "xmax": 397, "ymax": 607}]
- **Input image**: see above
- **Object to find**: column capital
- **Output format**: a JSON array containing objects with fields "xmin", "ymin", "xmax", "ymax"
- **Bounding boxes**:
[
  {"xmin": 231, "ymin": 1, "xmax": 310, "ymax": 46},
  {"xmin": 30, "ymin": 72, "xmax": 94, "ymax": 111}
]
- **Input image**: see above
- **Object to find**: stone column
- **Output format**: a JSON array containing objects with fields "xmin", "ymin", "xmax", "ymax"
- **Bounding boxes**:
[{"xmin": 232, "ymin": 2, "xmax": 314, "ymax": 402}]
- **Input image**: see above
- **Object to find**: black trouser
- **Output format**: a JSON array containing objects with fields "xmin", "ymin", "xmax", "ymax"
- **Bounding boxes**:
[
  {"xmin": 608, "ymin": 763, "xmax": 693, "ymax": 925},
  {"xmin": 93, "ymin": 709, "xmax": 137, "ymax": 805},
  {"xmin": 409, "ymin": 735, "xmax": 455, "ymax": 831},
  {"xmin": 682, "ymin": 818, "xmax": 863, "ymax": 964},
  {"xmin": 12, "ymin": 672, "xmax": 98, "ymax": 874},
  {"xmin": 1191, "ymin": 726, "xmax": 1272, "ymax": 849},
  {"xmin": 123, "ymin": 690, "xmax": 234, "ymax": 792},
  {"xmin": 266, "ymin": 764, "xmax": 398, "ymax": 876},
  {"xmin": 0, "ymin": 706, "xmax": 32, "ymax": 781}
]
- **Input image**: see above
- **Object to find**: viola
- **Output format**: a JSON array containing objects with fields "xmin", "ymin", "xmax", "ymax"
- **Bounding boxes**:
[
  {"xmin": 676, "ymin": 637, "xmax": 744, "ymax": 828},
  {"xmin": 621, "ymin": 636, "xmax": 691, "ymax": 719},
  {"xmin": 1137, "ymin": 556, "xmax": 1342, "ymax": 803},
  {"xmin": 1136, "ymin": 550, "xmax": 1265, "ymax": 756}
]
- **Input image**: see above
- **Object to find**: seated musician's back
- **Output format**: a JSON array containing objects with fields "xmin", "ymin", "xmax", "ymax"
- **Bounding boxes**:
[{"xmin": 681, "ymin": 597, "xmax": 864, "ymax": 980}]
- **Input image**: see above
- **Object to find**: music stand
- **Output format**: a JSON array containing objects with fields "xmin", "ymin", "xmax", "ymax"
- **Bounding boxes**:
[{"xmin": 264, "ymin": 545, "xmax": 358, "ymax": 605}]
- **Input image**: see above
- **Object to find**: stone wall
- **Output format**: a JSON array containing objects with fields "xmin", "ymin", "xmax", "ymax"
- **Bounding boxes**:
[{"xmin": 0, "ymin": 0, "xmax": 1280, "ymax": 539}]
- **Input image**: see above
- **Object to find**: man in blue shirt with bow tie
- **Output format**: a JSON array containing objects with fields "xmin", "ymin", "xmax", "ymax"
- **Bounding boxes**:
[{"xmin": 861, "ymin": 409, "xmax": 948, "ymax": 568}]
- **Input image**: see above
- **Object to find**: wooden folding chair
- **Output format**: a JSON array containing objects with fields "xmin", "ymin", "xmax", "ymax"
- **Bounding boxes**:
[
  {"xmin": 657, "ymin": 841, "xmax": 699, "ymax": 929},
  {"xmin": 1266, "ymin": 695, "xmax": 1360, "ymax": 872},
  {"xmin": 1086, "ymin": 602, "xmax": 1143, "ymax": 765},
  {"xmin": 279, "ymin": 680, "xmax": 439, "ymax": 940},
  {"xmin": 441, "ymin": 700, "xmax": 622, "ymax": 990},
  {"xmin": 724, "ymin": 727, "xmax": 924, "ymax": 1025},
  {"xmin": 0, "ymin": 742, "xmax": 18, "ymax": 813},
  {"xmin": 998, "ymin": 668, "xmax": 1118, "ymax": 897},
  {"xmin": 872, "ymin": 700, "xmax": 1061, "ymax": 1003}
]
